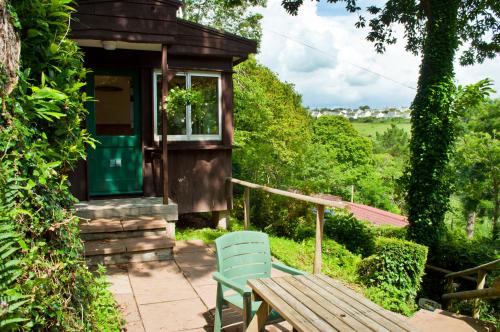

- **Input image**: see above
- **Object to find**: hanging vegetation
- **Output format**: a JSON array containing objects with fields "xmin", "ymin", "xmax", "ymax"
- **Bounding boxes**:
[{"xmin": 0, "ymin": 1, "xmax": 121, "ymax": 330}]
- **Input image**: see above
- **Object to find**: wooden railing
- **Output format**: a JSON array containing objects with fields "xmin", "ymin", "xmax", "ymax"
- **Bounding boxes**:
[
  {"xmin": 442, "ymin": 259, "xmax": 500, "ymax": 318},
  {"xmin": 226, "ymin": 178, "xmax": 345, "ymax": 274}
]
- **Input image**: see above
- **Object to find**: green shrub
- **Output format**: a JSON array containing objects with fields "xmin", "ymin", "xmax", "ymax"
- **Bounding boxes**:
[
  {"xmin": 358, "ymin": 237, "xmax": 428, "ymax": 314},
  {"xmin": 324, "ymin": 211, "xmax": 375, "ymax": 257},
  {"xmin": 373, "ymin": 225, "xmax": 408, "ymax": 239},
  {"xmin": 428, "ymin": 231, "xmax": 499, "ymax": 271},
  {"xmin": 423, "ymin": 231, "xmax": 499, "ymax": 324},
  {"xmin": 270, "ymin": 237, "xmax": 362, "ymax": 284}
]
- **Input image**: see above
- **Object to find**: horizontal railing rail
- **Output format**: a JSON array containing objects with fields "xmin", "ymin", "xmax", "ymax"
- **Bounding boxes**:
[
  {"xmin": 226, "ymin": 177, "xmax": 346, "ymax": 274},
  {"xmin": 445, "ymin": 259, "xmax": 500, "ymax": 279},
  {"xmin": 442, "ymin": 259, "xmax": 500, "ymax": 318}
]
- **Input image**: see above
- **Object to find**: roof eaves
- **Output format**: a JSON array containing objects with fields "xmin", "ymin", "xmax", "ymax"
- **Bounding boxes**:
[{"xmin": 176, "ymin": 18, "xmax": 257, "ymax": 50}]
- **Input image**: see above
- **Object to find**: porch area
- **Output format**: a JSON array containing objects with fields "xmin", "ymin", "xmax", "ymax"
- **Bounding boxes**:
[
  {"xmin": 105, "ymin": 240, "xmax": 493, "ymax": 332},
  {"xmin": 105, "ymin": 240, "xmax": 292, "ymax": 332}
]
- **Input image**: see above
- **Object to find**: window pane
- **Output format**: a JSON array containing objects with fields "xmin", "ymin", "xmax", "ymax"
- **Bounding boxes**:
[
  {"xmin": 156, "ymin": 74, "xmax": 187, "ymax": 135},
  {"xmin": 95, "ymin": 75, "xmax": 133, "ymax": 136},
  {"xmin": 190, "ymin": 76, "xmax": 219, "ymax": 136}
]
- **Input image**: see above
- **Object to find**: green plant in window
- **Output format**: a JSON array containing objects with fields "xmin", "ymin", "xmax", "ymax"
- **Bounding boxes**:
[{"xmin": 164, "ymin": 87, "xmax": 201, "ymax": 119}]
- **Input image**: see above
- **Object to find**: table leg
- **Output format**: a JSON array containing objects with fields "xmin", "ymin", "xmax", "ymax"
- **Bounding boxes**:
[{"xmin": 245, "ymin": 300, "xmax": 270, "ymax": 332}]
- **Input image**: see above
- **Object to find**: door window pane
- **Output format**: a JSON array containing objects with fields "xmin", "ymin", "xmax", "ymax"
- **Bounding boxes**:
[
  {"xmin": 156, "ymin": 74, "xmax": 187, "ymax": 135},
  {"xmin": 95, "ymin": 75, "xmax": 134, "ymax": 136},
  {"xmin": 191, "ymin": 76, "xmax": 219, "ymax": 135}
]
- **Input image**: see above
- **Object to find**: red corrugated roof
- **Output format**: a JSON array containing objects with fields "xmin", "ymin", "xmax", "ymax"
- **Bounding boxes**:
[{"xmin": 345, "ymin": 202, "xmax": 408, "ymax": 227}]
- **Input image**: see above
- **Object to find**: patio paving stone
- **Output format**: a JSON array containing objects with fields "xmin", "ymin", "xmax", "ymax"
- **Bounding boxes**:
[
  {"xmin": 129, "ymin": 270, "xmax": 198, "ymax": 305},
  {"xmin": 175, "ymin": 250, "xmax": 216, "ymax": 268},
  {"xmin": 105, "ymin": 240, "xmax": 296, "ymax": 332},
  {"xmin": 182, "ymin": 265, "xmax": 217, "ymax": 286},
  {"xmin": 139, "ymin": 298, "xmax": 209, "ymax": 331},
  {"xmin": 114, "ymin": 293, "xmax": 142, "ymax": 323},
  {"xmin": 174, "ymin": 240, "xmax": 208, "ymax": 253}
]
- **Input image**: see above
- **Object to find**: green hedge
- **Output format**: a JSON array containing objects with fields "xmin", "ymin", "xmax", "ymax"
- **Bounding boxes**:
[
  {"xmin": 372, "ymin": 225, "xmax": 408, "ymax": 239},
  {"xmin": 324, "ymin": 211, "xmax": 375, "ymax": 257},
  {"xmin": 358, "ymin": 237, "xmax": 428, "ymax": 314}
]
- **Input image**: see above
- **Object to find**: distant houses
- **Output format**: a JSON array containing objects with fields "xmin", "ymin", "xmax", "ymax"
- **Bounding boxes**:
[{"xmin": 310, "ymin": 107, "xmax": 411, "ymax": 120}]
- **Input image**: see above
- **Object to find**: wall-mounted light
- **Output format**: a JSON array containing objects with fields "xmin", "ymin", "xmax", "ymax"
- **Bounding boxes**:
[{"xmin": 101, "ymin": 40, "xmax": 117, "ymax": 50}]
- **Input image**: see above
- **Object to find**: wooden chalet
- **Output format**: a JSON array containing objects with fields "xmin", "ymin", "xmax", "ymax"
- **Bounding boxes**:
[{"xmin": 69, "ymin": 0, "xmax": 256, "ymax": 217}]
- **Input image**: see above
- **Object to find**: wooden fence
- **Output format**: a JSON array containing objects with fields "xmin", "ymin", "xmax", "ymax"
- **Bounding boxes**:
[
  {"xmin": 226, "ymin": 178, "xmax": 345, "ymax": 274},
  {"xmin": 442, "ymin": 259, "xmax": 500, "ymax": 318}
]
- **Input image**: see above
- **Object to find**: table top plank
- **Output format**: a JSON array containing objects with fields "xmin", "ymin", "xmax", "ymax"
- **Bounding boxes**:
[
  {"xmin": 284, "ymin": 276, "xmax": 376, "ymax": 332},
  {"xmin": 309, "ymin": 275, "xmax": 406, "ymax": 331},
  {"xmin": 248, "ymin": 274, "xmax": 419, "ymax": 332},
  {"xmin": 278, "ymin": 277, "xmax": 360, "ymax": 332},
  {"xmin": 312, "ymin": 275, "xmax": 415, "ymax": 331},
  {"xmin": 261, "ymin": 278, "xmax": 338, "ymax": 332},
  {"xmin": 294, "ymin": 275, "xmax": 391, "ymax": 332},
  {"xmin": 248, "ymin": 279, "xmax": 321, "ymax": 332}
]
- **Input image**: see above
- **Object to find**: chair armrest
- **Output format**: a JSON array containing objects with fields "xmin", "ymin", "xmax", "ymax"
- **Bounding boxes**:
[
  {"xmin": 272, "ymin": 261, "xmax": 307, "ymax": 275},
  {"xmin": 213, "ymin": 272, "xmax": 252, "ymax": 296}
]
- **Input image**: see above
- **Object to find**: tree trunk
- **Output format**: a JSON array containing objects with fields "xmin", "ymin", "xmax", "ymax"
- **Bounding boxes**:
[
  {"xmin": 466, "ymin": 211, "xmax": 476, "ymax": 239},
  {"xmin": 406, "ymin": 0, "xmax": 460, "ymax": 247},
  {"xmin": 492, "ymin": 177, "xmax": 499, "ymax": 240},
  {"xmin": 0, "ymin": 0, "xmax": 20, "ymax": 97}
]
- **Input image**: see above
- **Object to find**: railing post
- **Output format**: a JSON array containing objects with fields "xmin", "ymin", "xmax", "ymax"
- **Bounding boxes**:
[
  {"xmin": 243, "ymin": 187, "xmax": 250, "ymax": 230},
  {"xmin": 443, "ymin": 276, "xmax": 454, "ymax": 309},
  {"xmin": 473, "ymin": 270, "xmax": 487, "ymax": 319},
  {"xmin": 225, "ymin": 178, "xmax": 233, "ymax": 210},
  {"xmin": 313, "ymin": 204, "xmax": 325, "ymax": 274}
]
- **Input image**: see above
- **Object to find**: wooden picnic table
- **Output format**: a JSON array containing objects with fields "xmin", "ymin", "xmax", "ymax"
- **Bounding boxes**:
[{"xmin": 246, "ymin": 274, "xmax": 418, "ymax": 332}]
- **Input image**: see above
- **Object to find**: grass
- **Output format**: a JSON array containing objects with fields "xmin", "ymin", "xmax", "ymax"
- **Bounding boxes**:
[
  {"xmin": 177, "ymin": 221, "xmax": 362, "ymax": 289},
  {"xmin": 351, "ymin": 120, "xmax": 411, "ymax": 138}
]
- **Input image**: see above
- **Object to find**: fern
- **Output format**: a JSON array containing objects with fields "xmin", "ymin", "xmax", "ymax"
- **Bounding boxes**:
[{"xmin": 0, "ymin": 224, "xmax": 28, "ymax": 330}]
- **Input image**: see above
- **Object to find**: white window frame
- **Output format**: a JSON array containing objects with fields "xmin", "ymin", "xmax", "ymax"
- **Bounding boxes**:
[{"xmin": 153, "ymin": 70, "xmax": 222, "ymax": 142}]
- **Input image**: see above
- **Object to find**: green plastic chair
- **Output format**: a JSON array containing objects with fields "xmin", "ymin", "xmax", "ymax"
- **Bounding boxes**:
[{"xmin": 212, "ymin": 231, "xmax": 306, "ymax": 331}]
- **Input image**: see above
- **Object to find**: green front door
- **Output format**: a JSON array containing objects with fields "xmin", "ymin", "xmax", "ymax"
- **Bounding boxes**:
[{"xmin": 87, "ymin": 70, "xmax": 142, "ymax": 195}]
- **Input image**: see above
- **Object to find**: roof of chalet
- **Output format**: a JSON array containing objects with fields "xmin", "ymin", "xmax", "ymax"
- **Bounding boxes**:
[
  {"xmin": 70, "ymin": 0, "xmax": 257, "ymax": 62},
  {"xmin": 346, "ymin": 202, "xmax": 408, "ymax": 228},
  {"xmin": 316, "ymin": 194, "xmax": 408, "ymax": 228}
]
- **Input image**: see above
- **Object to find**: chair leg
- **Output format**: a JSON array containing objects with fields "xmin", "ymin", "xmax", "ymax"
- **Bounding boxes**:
[
  {"xmin": 242, "ymin": 293, "xmax": 252, "ymax": 330},
  {"xmin": 214, "ymin": 284, "xmax": 223, "ymax": 332}
]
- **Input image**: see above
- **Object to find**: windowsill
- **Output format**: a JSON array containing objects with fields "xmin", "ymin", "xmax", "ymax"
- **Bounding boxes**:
[{"xmin": 145, "ymin": 141, "xmax": 232, "ymax": 151}]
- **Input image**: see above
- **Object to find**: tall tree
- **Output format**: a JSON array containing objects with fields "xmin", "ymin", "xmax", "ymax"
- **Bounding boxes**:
[
  {"xmin": 181, "ymin": 0, "xmax": 266, "ymax": 43},
  {"xmin": 281, "ymin": 0, "xmax": 499, "ymax": 247}
]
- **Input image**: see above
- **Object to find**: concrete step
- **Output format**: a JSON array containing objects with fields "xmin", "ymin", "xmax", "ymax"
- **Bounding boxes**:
[
  {"xmin": 79, "ymin": 216, "xmax": 173, "ymax": 240},
  {"xmin": 84, "ymin": 234, "xmax": 175, "ymax": 266},
  {"xmin": 75, "ymin": 197, "xmax": 178, "ymax": 221},
  {"xmin": 85, "ymin": 234, "xmax": 175, "ymax": 256},
  {"xmin": 86, "ymin": 248, "xmax": 173, "ymax": 266}
]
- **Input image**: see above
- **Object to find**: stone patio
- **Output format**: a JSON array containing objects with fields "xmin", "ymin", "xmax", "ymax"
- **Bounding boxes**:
[{"xmin": 106, "ymin": 240, "xmax": 292, "ymax": 332}]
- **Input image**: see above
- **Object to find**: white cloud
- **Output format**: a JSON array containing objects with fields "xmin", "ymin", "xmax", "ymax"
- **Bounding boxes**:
[{"xmin": 256, "ymin": 0, "xmax": 500, "ymax": 108}]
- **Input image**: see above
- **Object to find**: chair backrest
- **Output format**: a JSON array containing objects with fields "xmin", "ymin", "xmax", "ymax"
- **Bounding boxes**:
[{"xmin": 215, "ymin": 231, "xmax": 272, "ymax": 292}]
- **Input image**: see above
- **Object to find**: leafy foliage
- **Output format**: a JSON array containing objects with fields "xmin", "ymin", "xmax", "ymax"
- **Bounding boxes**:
[
  {"xmin": 0, "ymin": 0, "xmax": 120, "ymax": 329},
  {"xmin": 324, "ymin": 211, "xmax": 375, "ymax": 257},
  {"xmin": 0, "ymin": 225, "xmax": 28, "ymax": 330},
  {"xmin": 373, "ymin": 124, "xmax": 409, "ymax": 157},
  {"xmin": 358, "ymin": 237, "xmax": 428, "ymax": 315},
  {"xmin": 181, "ymin": 0, "xmax": 266, "ymax": 43},
  {"xmin": 280, "ymin": 0, "xmax": 499, "ymax": 249}
]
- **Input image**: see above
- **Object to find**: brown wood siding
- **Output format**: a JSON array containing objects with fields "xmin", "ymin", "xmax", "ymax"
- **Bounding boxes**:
[
  {"xmin": 168, "ymin": 149, "xmax": 231, "ymax": 214},
  {"xmin": 71, "ymin": 48, "xmax": 235, "ymax": 213},
  {"xmin": 69, "ymin": 159, "xmax": 88, "ymax": 201},
  {"xmin": 72, "ymin": 0, "xmax": 179, "ymax": 43}
]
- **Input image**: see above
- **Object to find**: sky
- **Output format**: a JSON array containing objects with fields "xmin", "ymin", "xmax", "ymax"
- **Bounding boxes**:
[{"xmin": 255, "ymin": 0, "xmax": 500, "ymax": 109}]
